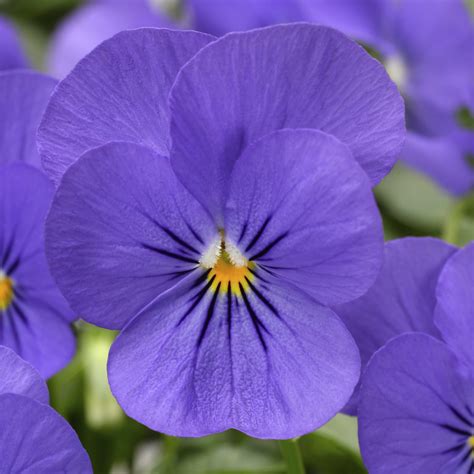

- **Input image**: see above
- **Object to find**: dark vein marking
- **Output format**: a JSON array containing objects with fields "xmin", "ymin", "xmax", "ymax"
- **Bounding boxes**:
[
  {"xmin": 10, "ymin": 300, "xmax": 29, "ymax": 327},
  {"xmin": 440, "ymin": 424, "xmax": 471, "ymax": 437},
  {"xmin": 249, "ymin": 232, "xmax": 288, "ymax": 261},
  {"xmin": 238, "ymin": 222, "xmax": 248, "ymax": 243},
  {"xmin": 244, "ymin": 277, "xmax": 280, "ymax": 318},
  {"xmin": 160, "ymin": 225, "xmax": 199, "ymax": 254},
  {"xmin": 177, "ymin": 275, "xmax": 216, "ymax": 326},
  {"xmin": 186, "ymin": 222, "xmax": 204, "ymax": 245},
  {"xmin": 245, "ymin": 216, "xmax": 271, "ymax": 253},
  {"xmin": 6, "ymin": 256, "xmax": 21, "ymax": 276},
  {"xmin": 190, "ymin": 269, "xmax": 211, "ymax": 289},
  {"xmin": 1, "ymin": 237, "xmax": 14, "ymax": 268},
  {"xmin": 197, "ymin": 282, "xmax": 221, "ymax": 346},
  {"xmin": 141, "ymin": 243, "xmax": 198, "ymax": 264},
  {"xmin": 448, "ymin": 404, "xmax": 472, "ymax": 427},
  {"xmin": 239, "ymin": 282, "xmax": 268, "ymax": 351},
  {"xmin": 226, "ymin": 283, "xmax": 232, "ymax": 342}
]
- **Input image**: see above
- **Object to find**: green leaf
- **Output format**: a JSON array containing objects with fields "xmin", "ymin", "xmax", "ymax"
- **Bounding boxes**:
[
  {"xmin": 376, "ymin": 163, "xmax": 456, "ymax": 234},
  {"xmin": 442, "ymin": 192, "xmax": 474, "ymax": 246}
]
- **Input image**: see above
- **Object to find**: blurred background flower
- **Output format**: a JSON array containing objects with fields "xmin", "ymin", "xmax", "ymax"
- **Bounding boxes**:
[{"xmin": 0, "ymin": 0, "xmax": 472, "ymax": 472}]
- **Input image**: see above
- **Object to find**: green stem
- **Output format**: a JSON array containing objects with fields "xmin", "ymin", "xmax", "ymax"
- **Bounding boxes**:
[{"xmin": 279, "ymin": 439, "xmax": 306, "ymax": 474}]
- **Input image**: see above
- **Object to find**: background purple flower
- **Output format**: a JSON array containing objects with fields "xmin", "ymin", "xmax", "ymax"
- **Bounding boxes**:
[
  {"xmin": 0, "ymin": 71, "xmax": 76, "ymax": 378},
  {"xmin": 342, "ymin": 241, "xmax": 473, "ymax": 472},
  {"xmin": 41, "ymin": 25, "xmax": 404, "ymax": 437},
  {"xmin": 334, "ymin": 237, "xmax": 456, "ymax": 413},
  {"xmin": 48, "ymin": 0, "xmax": 172, "ymax": 78},
  {"xmin": 0, "ymin": 345, "xmax": 92, "ymax": 473},
  {"xmin": 302, "ymin": 0, "xmax": 474, "ymax": 194},
  {"xmin": 0, "ymin": 16, "xmax": 28, "ymax": 70}
]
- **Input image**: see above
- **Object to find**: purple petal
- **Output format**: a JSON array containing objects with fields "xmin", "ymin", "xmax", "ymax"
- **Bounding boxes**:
[
  {"xmin": 435, "ymin": 242, "xmax": 474, "ymax": 369},
  {"xmin": 38, "ymin": 28, "xmax": 215, "ymax": 186},
  {"xmin": 1, "ymin": 163, "xmax": 75, "ymax": 378},
  {"xmin": 108, "ymin": 270, "xmax": 359, "ymax": 438},
  {"xmin": 0, "ymin": 346, "xmax": 48, "ymax": 404},
  {"xmin": 299, "ymin": 0, "xmax": 394, "ymax": 54},
  {"xmin": 401, "ymin": 132, "xmax": 474, "ymax": 196},
  {"xmin": 170, "ymin": 24, "xmax": 405, "ymax": 218},
  {"xmin": 334, "ymin": 237, "xmax": 456, "ymax": 413},
  {"xmin": 359, "ymin": 333, "xmax": 473, "ymax": 474},
  {"xmin": 0, "ymin": 393, "xmax": 92, "ymax": 473},
  {"xmin": 224, "ymin": 129, "xmax": 383, "ymax": 305},
  {"xmin": 46, "ymin": 142, "xmax": 216, "ymax": 330},
  {"xmin": 0, "ymin": 17, "xmax": 28, "ymax": 70},
  {"xmin": 187, "ymin": 0, "xmax": 304, "ymax": 36},
  {"xmin": 0, "ymin": 71, "xmax": 57, "ymax": 168},
  {"xmin": 48, "ymin": 2, "xmax": 173, "ymax": 78}
]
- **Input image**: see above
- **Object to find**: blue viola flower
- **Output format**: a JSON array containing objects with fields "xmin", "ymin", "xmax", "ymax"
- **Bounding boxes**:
[
  {"xmin": 356, "ymin": 242, "xmax": 474, "ymax": 473},
  {"xmin": 0, "ymin": 16, "xmax": 27, "ymax": 71},
  {"xmin": 334, "ymin": 237, "xmax": 458, "ymax": 413},
  {"xmin": 301, "ymin": 0, "xmax": 474, "ymax": 194},
  {"xmin": 0, "ymin": 345, "xmax": 92, "ymax": 472},
  {"xmin": 40, "ymin": 25, "xmax": 404, "ymax": 437},
  {"xmin": 0, "ymin": 71, "xmax": 76, "ymax": 378}
]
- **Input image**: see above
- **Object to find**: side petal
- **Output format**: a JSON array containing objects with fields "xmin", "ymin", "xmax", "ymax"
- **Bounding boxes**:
[
  {"xmin": 0, "ymin": 394, "xmax": 92, "ymax": 473},
  {"xmin": 0, "ymin": 346, "xmax": 48, "ymax": 404},
  {"xmin": 0, "ymin": 71, "xmax": 57, "ymax": 168},
  {"xmin": 46, "ymin": 142, "xmax": 216, "ymax": 330},
  {"xmin": 359, "ymin": 333, "xmax": 473, "ymax": 474},
  {"xmin": 108, "ymin": 270, "xmax": 360, "ymax": 438},
  {"xmin": 435, "ymin": 242, "xmax": 474, "ymax": 369},
  {"xmin": 0, "ymin": 163, "xmax": 76, "ymax": 378},
  {"xmin": 334, "ymin": 237, "xmax": 456, "ymax": 413},
  {"xmin": 38, "ymin": 28, "xmax": 215, "ymax": 186},
  {"xmin": 0, "ymin": 17, "xmax": 28, "ymax": 70},
  {"xmin": 170, "ymin": 23, "xmax": 405, "ymax": 218},
  {"xmin": 48, "ymin": 2, "xmax": 173, "ymax": 78},
  {"xmin": 224, "ymin": 129, "xmax": 383, "ymax": 305}
]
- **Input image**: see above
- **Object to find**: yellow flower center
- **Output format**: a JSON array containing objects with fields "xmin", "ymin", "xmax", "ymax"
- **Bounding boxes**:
[
  {"xmin": 0, "ymin": 275, "xmax": 14, "ymax": 311},
  {"xmin": 469, "ymin": 435, "xmax": 474, "ymax": 450},
  {"xmin": 208, "ymin": 248, "xmax": 255, "ymax": 296}
]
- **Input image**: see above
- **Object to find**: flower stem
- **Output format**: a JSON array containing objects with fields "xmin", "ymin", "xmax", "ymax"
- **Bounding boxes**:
[{"xmin": 278, "ymin": 439, "xmax": 306, "ymax": 474}]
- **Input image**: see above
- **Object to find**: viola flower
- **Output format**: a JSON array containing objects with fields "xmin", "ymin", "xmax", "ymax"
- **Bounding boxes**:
[
  {"xmin": 357, "ymin": 242, "xmax": 474, "ymax": 473},
  {"xmin": 334, "ymin": 237, "xmax": 457, "ymax": 413},
  {"xmin": 0, "ymin": 345, "xmax": 92, "ymax": 472},
  {"xmin": 301, "ymin": 0, "xmax": 474, "ymax": 194},
  {"xmin": 0, "ymin": 16, "xmax": 27, "ymax": 71},
  {"xmin": 41, "ymin": 25, "xmax": 404, "ymax": 437},
  {"xmin": 0, "ymin": 71, "xmax": 76, "ymax": 378}
]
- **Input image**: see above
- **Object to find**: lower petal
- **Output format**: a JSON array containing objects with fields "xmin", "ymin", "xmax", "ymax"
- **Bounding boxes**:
[{"xmin": 108, "ymin": 269, "xmax": 359, "ymax": 438}]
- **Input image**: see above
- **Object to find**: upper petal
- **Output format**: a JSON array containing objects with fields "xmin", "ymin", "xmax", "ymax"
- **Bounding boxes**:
[
  {"xmin": 224, "ymin": 129, "xmax": 383, "ymax": 305},
  {"xmin": 108, "ymin": 269, "xmax": 360, "ymax": 438},
  {"xmin": 38, "ymin": 28, "xmax": 215, "ymax": 186},
  {"xmin": 0, "ymin": 393, "xmax": 92, "ymax": 473},
  {"xmin": 435, "ymin": 242, "xmax": 474, "ymax": 369},
  {"xmin": 0, "ymin": 346, "xmax": 48, "ymax": 404},
  {"xmin": 334, "ymin": 237, "xmax": 456, "ymax": 413},
  {"xmin": 359, "ymin": 333, "xmax": 473, "ymax": 474},
  {"xmin": 46, "ymin": 142, "xmax": 216, "ymax": 330},
  {"xmin": 170, "ymin": 23, "xmax": 405, "ymax": 218},
  {"xmin": 48, "ymin": 2, "xmax": 173, "ymax": 78},
  {"xmin": 0, "ymin": 71, "xmax": 57, "ymax": 168}
]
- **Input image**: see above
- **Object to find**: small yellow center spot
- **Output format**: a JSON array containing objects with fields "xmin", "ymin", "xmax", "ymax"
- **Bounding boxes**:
[
  {"xmin": 208, "ymin": 248, "xmax": 254, "ymax": 296},
  {"xmin": 0, "ymin": 275, "xmax": 14, "ymax": 311},
  {"xmin": 469, "ymin": 435, "xmax": 474, "ymax": 450}
]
